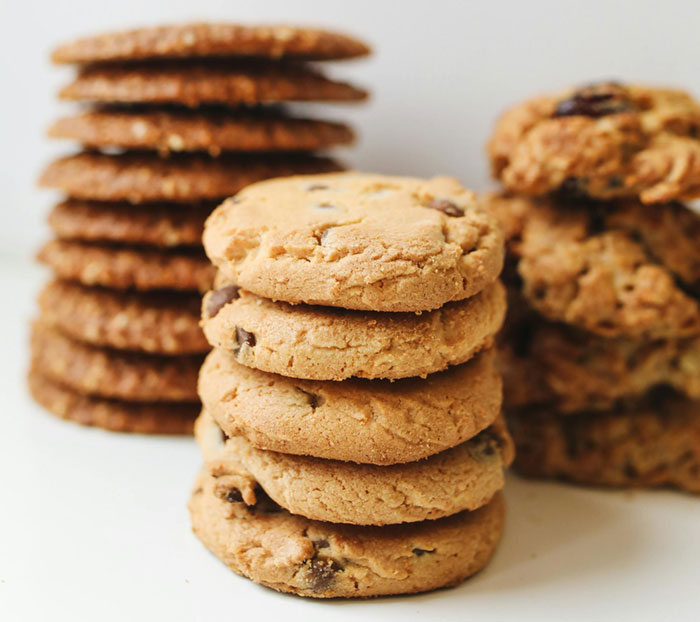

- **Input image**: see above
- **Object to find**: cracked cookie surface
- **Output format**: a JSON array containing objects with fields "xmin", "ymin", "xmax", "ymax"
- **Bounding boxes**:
[
  {"xmin": 486, "ymin": 192, "xmax": 700, "ymax": 339},
  {"xmin": 489, "ymin": 82, "xmax": 700, "ymax": 204},
  {"xmin": 204, "ymin": 172, "xmax": 504, "ymax": 312},
  {"xmin": 196, "ymin": 408, "xmax": 513, "ymax": 525},
  {"xmin": 201, "ymin": 280, "xmax": 505, "ymax": 380},
  {"xmin": 188, "ymin": 468, "xmax": 504, "ymax": 597},
  {"xmin": 199, "ymin": 347, "xmax": 502, "ymax": 465}
]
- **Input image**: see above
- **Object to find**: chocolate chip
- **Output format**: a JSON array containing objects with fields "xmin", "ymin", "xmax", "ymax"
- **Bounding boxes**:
[
  {"xmin": 607, "ymin": 175, "xmax": 623, "ymax": 189},
  {"xmin": 307, "ymin": 559, "xmax": 342, "ymax": 593},
  {"xmin": 225, "ymin": 488, "xmax": 243, "ymax": 503},
  {"xmin": 205, "ymin": 285, "xmax": 240, "ymax": 318},
  {"xmin": 233, "ymin": 327, "xmax": 256, "ymax": 357},
  {"xmin": 412, "ymin": 548, "xmax": 435, "ymax": 556},
  {"xmin": 623, "ymin": 462, "xmax": 639, "ymax": 478},
  {"xmin": 297, "ymin": 387, "xmax": 325, "ymax": 409},
  {"xmin": 251, "ymin": 486, "xmax": 283, "ymax": 514},
  {"xmin": 427, "ymin": 198, "xmax": 464, "ymax": 217},
  {"xmin": 313, "ymin": 539, "xmax": 330, "ymax": 550},
  {"xmin": 553, "ymin": 82, "xmax": 633, "ymax": 118}
]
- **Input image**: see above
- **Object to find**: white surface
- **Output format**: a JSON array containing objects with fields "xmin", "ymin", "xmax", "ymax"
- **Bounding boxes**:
[
  {"xmin": 2, "ymin": 261, "xmax": 700, "ymax": 621},
  {"xmin": 2, "ymin": 1, "xmax": 700, "ymax": 619}
]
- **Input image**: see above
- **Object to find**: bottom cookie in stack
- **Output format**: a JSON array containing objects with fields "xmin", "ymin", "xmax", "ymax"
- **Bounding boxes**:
[{"xmin": 190, "ymin": 347, "xmax": 512, "ymax": 597}]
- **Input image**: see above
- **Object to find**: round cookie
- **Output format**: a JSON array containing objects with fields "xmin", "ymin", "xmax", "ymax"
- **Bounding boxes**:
[
  {"xmin": 37, "ymin": 240, "xmax": 215, "ymax": 292},
  {"xmin": 49, "ymin": 199, "xmax": 209, "ymax": 247},
  {"xmin": 486, "ymin": 192, "xmax": 700, "ymax": 339},
  {"xmin": 500, "ymin": 318, "xmax": 700, "ymax": 412},
  {"xmin": 31, "ymin": 322, "xmax": 201, "ymax": 402},
  {"xmin": 488, "ymin": 81, "xmax": 700, "ymax": 204},
  {"xmin": 38, "ymin": 280, "xmax": 207, "ymax": 354},
  {"xmin": 48, "ymin": 108, "xmax": 355, "ymax": 155},
  {"xmin": 51, "ymin": 23, "xmax": 370, "ymax": 64},
  {"xmin": 201, "ymin": 280, "xmax": 506, "ymax": 380},
  {"xmin": 507, "ymin": 392, "xmax": 700, "ymax": 493},
  {"xmin": 196, "ymin": 409, "xmax": 513, "ymax": 525},
  {"xmin": 188, "ymin": 468, "xmax": 505, "ymax": 598},
  {"xmin": 204, "ymin": 173, "xmax": 504, "ymax": 312},
  {"xmin": 199, "ymin": 347, "xmax": 502, "ymax": 465},
  {"xmin": 39, "ymin": 152, "xmax": 342, "ymax": 203},
  {"xmin": 59, "ymin": 60, "xmax": 367, "ymax": 107},
  {"xmin": 28, "ymin": 368, "xmax": 197, "ymax": 435}
]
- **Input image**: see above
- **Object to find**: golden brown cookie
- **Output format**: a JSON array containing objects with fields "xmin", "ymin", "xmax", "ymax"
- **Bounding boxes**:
[
  {"xmin": 199, "ymin": 347, "xmax": 502, "ymax": 465},
  {"xmin": 489, "ymin": 82, "xmax": 700, "ymax": 204},
  {"xmin": 38, "ymin": 280, "xmax": 207, "ymax": 354},
  {"xmin": 508, "ymin": 391, "xmax": 700, "ymax": 493},
  {"xmin": 204, "ymin": 173, "xmax": 504, "ymax": 312},
  {"xmin": 52, "ymin": 23, "xmax": 370, "ymax": 64},
  {"xmin": 39, "ymin": 152, "xmax": 342, "ymax": 203},
  {"xmin": 48, "ymin": 199, "xmax": 209, "ymax": 247},
  {"xmin": 37, "ymin": 240, "xmax": 215, "ymax": 292},
  {"xmin": 201, "ymin": 280, "xmax": 506, "ymax": 380},
  {"xmin": 28, "ymin": 368, "xmax": 197, "ymax": 435},
  {"xmin": 486, "ymin": 193, "xmax": 700, "ymax": 339},
  {"xmin": 188, "ymin": 468, "xmax": 505, "ymax": 598},
  {"xmin": 30, "ymin": 322, "xmax": 201, "ymax": 402},
  {"xmin": 196, "ymin": 408, "xmax": 513, "ymax": 525},
  {"xmin": 48, "ymin": 107, "xmax": 355, "ymax": 155},
  {"xmin": 59, "ymin": 60, "xmax": 367, "ymax": 107}
]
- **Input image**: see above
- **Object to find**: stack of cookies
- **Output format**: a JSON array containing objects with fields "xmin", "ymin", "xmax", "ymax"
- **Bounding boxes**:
[
  {"xmin": 190, "ymin": 172, "xmax": 512, "ymax": 597},
  {"xmin": 487, "ymin": 82, "xmax": 700, "ymax": 492},
  {"xmin": 30, "ymin": 23, "xmax": 369, "ymax": 434}
]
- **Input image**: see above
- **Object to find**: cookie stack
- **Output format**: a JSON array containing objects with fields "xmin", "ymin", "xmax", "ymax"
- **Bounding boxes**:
[
  {"xmin": 30, "ymin": 23, "xmax": 369, "ymax": 434},
  {"xmin": 487, "ymin": 82, "xmax": 700, "ymax": 492},
  {"xmin": 190, "ymin": 172, "xmax": 512, "ymax": 597}
]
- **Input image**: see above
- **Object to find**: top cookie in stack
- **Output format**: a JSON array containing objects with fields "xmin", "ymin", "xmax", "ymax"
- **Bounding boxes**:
[
  {"xmin": 486, "ymin": 81, "xmax": 700, "ymax": 492},
  {"xmin": 30, "ymin": 23, "xmax": 369, "ymax": 435},
  {"xmin": 190, "ymin": 172, "xmax": 511, "ymax": 598}
]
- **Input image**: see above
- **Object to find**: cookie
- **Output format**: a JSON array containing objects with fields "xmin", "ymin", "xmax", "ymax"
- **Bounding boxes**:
[
  {"xmin": 51, "ymin": 23, "xmax": 370, "ymax": 64},
  {"xmin": 507, "ymin": 392, "xmax": 700, "ymax": 493},
  {"xmin": 37, "ymin": 240, "xmax": 215, "ymax": 292},
  {"xmin": 48, "ymin": 199, "xmax": 209, "ymax": 247},
  {"xmin": 500, "ymin": 318, "xmax": 700, "ymax": 412},
  {"xmin": 201, "ymin": 280, "xmax": 505, "ymax": 380},
  {"xmin": 59, "ymin": 60, "xmax": 367, "ymax": 107},
  {"xmin": 489, "ymin": 81, "xmax": 700, "ymax": 204},
  {"xmin": 204, "ymin": 173, "xmax": 504, "ymax": 312},
  {"xmin": 196, "ymin": 408, "xmax": 512, "ymax": 526},
  {"xmin": 486, "ymin": 193, "xmax": 700, "ymax": 339},
  {"xmin": 48, "ymin": 107, "xmax": 355, "ymax": 155},
  {"xmin": 38, "ymin": 280, "xmax": 207, "ymax": 354},
  {"xmin": 199, "ymin": 347, "xmax": 502, "ymax": 465},
  {"xmin": 188, "ymin": 468, "xmax": 505, "ymax": 598},
  {"xmin": 39, "ymin": 152, "xmax": 342, "ymax": 203},
  {"xmin": 31, "ymin": 322, "xmax": 201, "ymax": 402},
  {"xmin": 28, "ymin": 368, "xmax": 197, "ymax": 435}
]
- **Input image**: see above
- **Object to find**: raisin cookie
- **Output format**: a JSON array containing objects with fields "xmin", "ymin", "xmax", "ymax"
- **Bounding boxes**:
[
  {"xmin": 38, "ymin": 280, "xmax": 207, "ymax": 354},
  {"xmin": 49, "ymin": 107, "xmax": 354, "ymax": 155},
  {"xmin": 489, "ymin": 82, "xmax": 700, "ymax": 203},
  {"xmin": 188, "ymin": 468, "xmax": 505, "ymax": 597},
  {"xmin": 52, "ymin": 23, "xmax": 370, "ymax": 64},
  {"xmin": 30, "ymin": 322, "xmax": 201, "ymax": 402},
  {"xmin": 59, "ymin": 60, "xmax": 367, "ymax": 107},
  {"xmin": 37, "ymin": 240, "xmax": 215, "ymax": 292},
  {"xmin": 39, "ymin": 152, "xmax": 342, "ymax": 203},
  {"xmin": 508, "ymin": 391, "xmax": 700, "ymax": 493},
  {"xmin": 204, "ymin": 173, "xmax": 504, "ymax": 312},
  {"xmin": 201, "ymin": 280, "xmax": 506, "ymax": 380},
  {"xmin": 486, "ymin": 192, "xmax": 700, "ymax": 339},
  {"xmin": 29, "ymin": 368, "xmax": 197, "ymax": 435},
  {"xmin": 196, "ymin": 408, "xmax": 513, "ymax": 525},
  {"xmin": 199, "ymin": 347, "xmax": 502, "ymax": 465}
]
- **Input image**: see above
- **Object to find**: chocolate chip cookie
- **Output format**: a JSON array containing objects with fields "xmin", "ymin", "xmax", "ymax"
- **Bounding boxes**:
[
  {"xmin": 204, "ymin": 172, "xmax": 504, "ymax": 312},
  {"xmin": 188, "ymin": 468, "xmax": 505, "ymax": 597},
  {"xmin": 489, "ymin": 82, "xmax": 700, "ymax": 203}
]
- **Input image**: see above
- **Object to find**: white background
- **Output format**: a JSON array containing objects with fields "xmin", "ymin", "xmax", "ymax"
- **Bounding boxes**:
[{"xmin": 2, "ymin": 1, "xmax": 700, "ymax": 620}]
